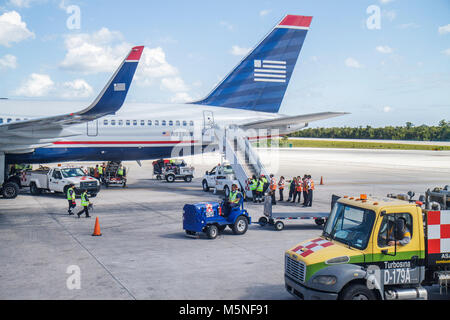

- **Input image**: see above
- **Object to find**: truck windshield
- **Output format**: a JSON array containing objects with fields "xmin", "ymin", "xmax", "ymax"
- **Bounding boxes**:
[
  {"xmin": 323, "ymin": 203, "xmax": 376, "ymax": 250},
  {"xmin": 223, "ymin": 165, "xmax": 234, "ymax": 174},
  {"xmin": 61, "ymin": 168, "xmax": 86, "ymax": 178}
]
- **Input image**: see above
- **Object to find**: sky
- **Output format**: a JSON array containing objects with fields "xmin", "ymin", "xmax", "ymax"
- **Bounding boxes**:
[{"xmin": 0, "ymin": 0, "xmax": 449, "ymax": 128}]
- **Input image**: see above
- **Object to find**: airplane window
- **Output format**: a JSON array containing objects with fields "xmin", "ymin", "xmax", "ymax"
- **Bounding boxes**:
[
  {"xmin": 118, "ymin": 120, "xmax": 123, "ymax": 126},
  {"xmin": 147, "ymin": 120, "xmax": 152, "ymax": 126},
  {"xmin": 176, "ymin": 120, "xmax": 180, "ymax": 126},
  {"xmin": 162, "ymin": 120, "xmax": 166, "ymax": 126},
  {"xmin": 103, "ymin": 120, "xmax": 108, "ymax": 125},
  {"xmin": 189, "ymin": 121, "xmax": 194, "ymax": 126},
  {"xmin": 155, "ymin": 120, "xmax": 159, "ymax": 126},
  {"xmin": 133, "ymin": 120, "xmax": 137, "ymax": 126},
  {"xmin": 111, "ymin": 120, "xmax": 116, "ymax": 125},
  {"xmin": 140, "ymin": 120, "xmax": 145, "ymax": 126},
  {"xmin": 0, "ymin": 118, "xmax": 3, "ymax": 124},
  {"xmin": 16, "ymin": 118, "xmax": 20, "ymax": 121},
  {"xmin": 169, "ymin": 120, "xmax": 173, "ymax": 126},
  {"xmin": 126, "ymin": 120, "xmax": 130, "ymax": 126},
  {"xmin": 7, "ymin": 118, "xmax": 12, "ymax": 123},
  {"xmin": 183, "ymin": 121, "xmax": 187, "ymax": 126}
]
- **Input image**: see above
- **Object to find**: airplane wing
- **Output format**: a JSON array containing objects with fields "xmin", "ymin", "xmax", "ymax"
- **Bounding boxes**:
[
  {"xmin": 240, "ymin": 111, "xmax": 349, "ymax": 134},
  {"xmin": 0, "ymin": 46, "xmax": 144, "ymax": 153}
]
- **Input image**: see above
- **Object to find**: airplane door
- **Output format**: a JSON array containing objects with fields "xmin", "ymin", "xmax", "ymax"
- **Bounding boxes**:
[
  {"xmin": 87, "ymin": 120, "xmax": 98, "ymax": 136},
  {"xmin": 203, "ymin": 111, "xmax": 214, "ymax": 142}
]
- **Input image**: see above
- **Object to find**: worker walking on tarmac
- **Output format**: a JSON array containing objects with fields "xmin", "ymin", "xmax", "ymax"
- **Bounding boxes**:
[
  {"xmin": 249, "ymin": 175, "xmax": 258, "ymax": 203},
  {"xmin": 66, "ymin": 183, "xmax": 76, "ymax": 215},
  {"xmin": 278, "ymin": 176, "xmax": 285, "ymax": 201},
  {"xmin": 269, "ymin": 174, "xmax": 277, "ymax": 205},
  {"xmin": 305, "ymin": 175, "xmax": 314, "ymax": 207},
  {"xmin": 76, "ymin": 189, "xmax": 91, "ymax": 218},
  {"xmin": 256, "ymin": 176, "xmax": 265, "ymax": 203},
  {"xmin": 287, "ymin": 177, "xmax": 296, "ymax": 202}
]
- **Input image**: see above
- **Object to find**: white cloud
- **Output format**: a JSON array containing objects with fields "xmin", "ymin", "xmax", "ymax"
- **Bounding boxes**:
[
  {"xmin": 442, "ymin": 48, "xmax": 450, "ymax": 56},
  {"xmin": 438, "ymin": 24, "xmax": 450, "ymax": 35},
  {"xmin": 15, "ymin": 73, "xmax": 54, "ymax": 97},
  {"xmin": 383, "ymin": 106, "xmax": 392, "ymax": 113},
  {"xmin": 376, "ymin": 45, "xmax": 393, "ymax": 54},
  {"xmin": 160, "ymin": 77, "xmax": 189, "ymax": 93},
  {"xmin": 7, "ymin": 0, "xmax": 44, "ymax": 7},
  {"xmin": 379, "ymin": 0, "xmax": 394, "ymax": 3},
  {"xmin": 230, "ymin": 45, "xmax": 250, "ymax": 56},
  {"xmin": 135, "ymin": 47, "xmax": 179, "ymax": 86},
  {"xmin": 60, "ymin": 79, "xmax": 93, "ymax": 99},
  {"xmin": 60, "ymin": 28, "xmax": 128, "ymax": 74},
  {"xmin": 0, "ymin": 11, "xmax": 35, "ymax": 47},
  {"xmin": 219, "ymin": 21, "xmax": 234, "ymax": 31},
  {"xmin": 345, "ymin": 57, "xmax": 363, "ymax": 68},
  {"xmin": 169, "ymin": 92, "xmax": 194, "ymax": 103},
  {"xmin": 0, "ymin": 54, "xmax": 17, "ymax": 69},
  {"xmin": 259, "ymin": 9, "xmax": 271, "ymax": 17}
]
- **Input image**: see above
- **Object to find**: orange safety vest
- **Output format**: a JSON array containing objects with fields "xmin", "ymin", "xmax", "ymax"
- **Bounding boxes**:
[
  {"xmin": 303, "ymin": 179, "xmax": 309, "ymax": 192},
  {"xmin": 278, "ymin": 179, "xmax": 285, "ymax": 189},
  {"xmin": 270, "ymin": 177, "xmax": 277, "ymax": 191},
  {"xmin": 310, "ymin": 179, "xmax": 315, "ymax": 190},
  {"xmin": 296, "ymin": 180, "xmax": 303, "ymax": 192}
]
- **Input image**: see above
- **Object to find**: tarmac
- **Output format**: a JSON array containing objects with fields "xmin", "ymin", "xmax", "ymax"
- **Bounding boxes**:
[{"xmin": 1, "ymin": 148, "xmax": 449, "ymax": 300}]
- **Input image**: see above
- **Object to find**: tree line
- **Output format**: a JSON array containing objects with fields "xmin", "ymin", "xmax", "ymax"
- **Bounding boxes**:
[{"xmin": 288, "ymin": 120, "xmax": 450, "ymax": 141}]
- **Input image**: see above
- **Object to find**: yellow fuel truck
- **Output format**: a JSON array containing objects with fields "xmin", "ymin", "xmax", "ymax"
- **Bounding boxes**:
[{"xmin": 285, "ymin": 194, "xmax": 450, "ymax": 300}]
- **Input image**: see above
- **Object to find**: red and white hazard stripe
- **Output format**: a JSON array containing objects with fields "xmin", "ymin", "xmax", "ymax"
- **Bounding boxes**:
[{"xmin": 427, "ymin": 210, "xmax": 450, "ymax": 254}]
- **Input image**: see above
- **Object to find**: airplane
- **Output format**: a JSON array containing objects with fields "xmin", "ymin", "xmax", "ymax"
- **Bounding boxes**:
[{"xmin": 0, "ymin": 14, "xmax": 347, "ymax": 198}]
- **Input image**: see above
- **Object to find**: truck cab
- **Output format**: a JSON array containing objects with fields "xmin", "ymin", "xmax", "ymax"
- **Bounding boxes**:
[
  {"xmin": 284, "ymin": 195, "xmax": 443, "ymax": 300},
  {"xmin": 202, "ymin": 163, "xmax": 240, "ymax": 197}
]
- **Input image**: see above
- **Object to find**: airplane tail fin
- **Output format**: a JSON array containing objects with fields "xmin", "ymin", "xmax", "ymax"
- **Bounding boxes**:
[
  {"xmin": 77, "ymin": 46, "xmax": 144, "ymax": 118},
  {"xmin": 192, "ymin": 15, "xmax": 312, "ymax": 113}
]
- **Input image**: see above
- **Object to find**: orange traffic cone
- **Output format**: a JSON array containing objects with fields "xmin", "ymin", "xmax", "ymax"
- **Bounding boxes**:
[
  {"xmin": 92, "ymin": 217, "xmax": 102, "ymax": 236},
  {"xmin": 320, "ymin": 176, "xmax": 324, "ymax": 185}
]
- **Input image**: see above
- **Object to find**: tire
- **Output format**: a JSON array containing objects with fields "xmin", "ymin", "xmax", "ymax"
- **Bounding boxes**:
[
  {"xmin": 340, "ymin": 284, "xmax": 377, "ymax": 300},
  {"xmin": 31, "ymin": 183, "xmax": 42, "ymax": 195},
  {"xmin": 232, "ymin": 216, "xmax": 248, "ymax": 235},
  {"xmin": 166, "ymin": 174, "xmax": 175, "ymax": 183},
  {"xmin": 315, "ymin": 218, "xmax": 325, "ymax": 226},
  {"xmin": 258, "ymin": 216, "xmax": 268, "ymax": 227},
  {"xmin": 202, "ymin": 180, "xmax": 209, "ymax": 192},
  {"xmin": 274, "ymin": 221, "xmax": 284, "ymax": 231},
  {"xmin": 184, "ymin": 175, "xmax": 192, "ymax": 183},
  {"xmin": 2, "ymin": 182, "xmax": 19, "ymax": 199},
  {"xmin": 206, "ymin": 225, "xmax": 218, "ymax": 239},
  {"xmin": 224, "ymin": 185, "xmax": 230, "ymax": 198}
]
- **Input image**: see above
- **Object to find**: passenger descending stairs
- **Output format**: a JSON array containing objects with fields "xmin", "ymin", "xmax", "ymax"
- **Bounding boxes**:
[{"xmin": 213, "ymin": 125, "xmax": 269, "ymax": 198}]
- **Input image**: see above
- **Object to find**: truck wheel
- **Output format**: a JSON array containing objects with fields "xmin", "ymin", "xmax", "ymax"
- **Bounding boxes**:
[
  {"xmin": 31, "ymin": 183, "xmax": 42, "ymax": 195},
  {"xmin": 315, "ymin": 218, "xmax": 325, "ymax": 226},
  {"xmin": 274, "ymin": 221, "xmax": 284, "ymax": 231},
  {"xmin": 232, "ymin": 216, "xmax": 248, "ymax": 235},
  {"xmin": 340, "ymin": 284, "xmax": 377, "ymax": 300},
  {"xmin": 166, "ymin": 174, "xmax": 175, "ymax": 183},
  {"xmin": 184, "ymin": 175, "xmax": 192, "ymax": 183},
  {"xmin": 206, "ymin": 225, "xmax": 218, "ymax": 239},
  {"xmin": 258, "ymin": 216, "xmax": 268, "ymax": 227},
  {"xmin": 2, "ymin": 182, "xmax": 19, "ymax": 199},
  {"xmin": 202, "ymin": 180, "xmax": 209, "ymax": 192}
]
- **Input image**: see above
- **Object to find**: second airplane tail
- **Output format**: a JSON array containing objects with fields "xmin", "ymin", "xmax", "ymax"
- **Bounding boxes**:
[{"xmin": 192, "ymin": 15, "xmax": 312, "ymax": 113}]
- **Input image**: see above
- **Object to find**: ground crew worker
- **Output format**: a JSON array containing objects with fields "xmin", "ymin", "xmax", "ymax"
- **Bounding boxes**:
[
  {"xmin": 67, "ymin": 183, "xmax": 76, "ymax": 215},
  {"xmin": 305, "ymin": 175, "xmax": 314, "ymax": 207},
  {"xmin": 77, "ymin": 189, "xmax": 91, "ymax": 218},
  {"xmin": 117, "ymin": 164, "xmax": 127, "ymax": 187},
  {"xmin": 287, "ymin": 177, "xmax": 296, "ymax": 202},
  {"xmin": 256, "ymin": 176, "xmax": 265, "ymax": 203},
  {"xmin": 224, "ymin": 184, "xmax": 242, "ymax": 216},
  {"xmin": 94, "ymin": 165, "xmax": 100, "ymax": 179},
  {"xmin": 388, "ymin": 218, "xmax": 411, "ymax": 246},
  {"xmin": 292, "ymin": 176, "xmax": 302, "ymax": 203},
  {"xmin": 269, "ymin": 174, "xmax": 277, "ymax": 205},
  {"xmin": 278, "ymin": 176, "xmax": 285, "ymax": 201},
  {"xmin": 302, "ymin": 175, "xmax": 309, "ymax": 207},
  {"xmin": 261, "ymin": 175, "xmax": 269, "ymax": 194},
  {"xmin": 249, "ymin": 175, "xmax": 258, "ymax": 203}
]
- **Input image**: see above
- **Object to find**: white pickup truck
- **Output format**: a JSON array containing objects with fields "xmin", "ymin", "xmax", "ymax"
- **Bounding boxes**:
[
  {"xmin": 22, "ymin": 166, "xmax": 101, "ymax": 197},
  {"xmin": 202, "ymin": 163, "xmax": 241, "ymax": 197}
]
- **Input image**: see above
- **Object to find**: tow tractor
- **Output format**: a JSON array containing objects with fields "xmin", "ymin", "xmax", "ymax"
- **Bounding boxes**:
[
  {"xmin": 284, "ymin": 192, "xmax": 450, "ymax": 300},
  {"xmin": 152, "ymin": 159, "xmax": 194, "ymax": 182},
  {"xmin": 183, "ymin": 197, "xmax": 251, "ymax": 239}
]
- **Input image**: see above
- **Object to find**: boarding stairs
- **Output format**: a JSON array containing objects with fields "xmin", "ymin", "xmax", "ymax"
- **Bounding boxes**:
[{"xmin": 213, "ymin": 125, "xmax": 269, "ymax": 198}]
